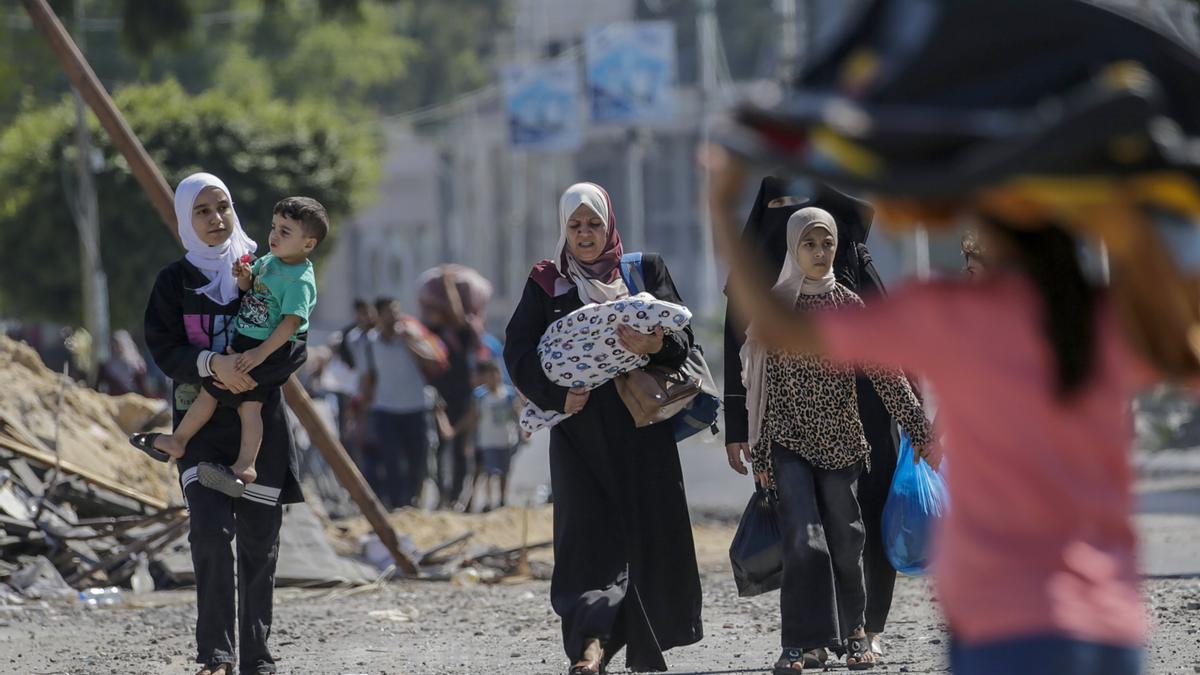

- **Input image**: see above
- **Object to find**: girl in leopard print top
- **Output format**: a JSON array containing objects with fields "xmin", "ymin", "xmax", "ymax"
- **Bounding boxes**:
[
  {"xmin": 740, "ymin": 207, "xmax": 931, "ymax": 671},
  {"xmin": 754, "ymin": 284, "xmax": 931, "ymax": 483}
]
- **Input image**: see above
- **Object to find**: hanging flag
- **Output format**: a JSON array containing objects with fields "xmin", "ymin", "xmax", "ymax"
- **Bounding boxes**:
[
  {"xmin": 585, "ymin": 21, "xmax": 677, "ymax": 124},
  {"xmin": 501, "ymin": 60, "xmax": 584, "ymax": 151}
]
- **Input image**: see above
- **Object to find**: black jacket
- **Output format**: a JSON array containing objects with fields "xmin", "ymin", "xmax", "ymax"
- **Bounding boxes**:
[
  {"xmin": 144, "ymin": 259, "xmax": 306, "ymax": 504},
  {"xmin": 504, "ymin": 254, "xmax": 703, "ymax": 670}
]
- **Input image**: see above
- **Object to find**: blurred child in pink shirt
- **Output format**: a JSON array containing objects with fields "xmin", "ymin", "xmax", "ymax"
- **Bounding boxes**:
[{"xmin": 733, "ymin": 219, "xmax": 1151, "ymax": 675}]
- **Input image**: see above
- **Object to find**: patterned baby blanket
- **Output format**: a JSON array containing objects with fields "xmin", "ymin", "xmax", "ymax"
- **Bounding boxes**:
[{"xmin": 519, "ymin": 293, "xmax": 692, "ymax": 433}]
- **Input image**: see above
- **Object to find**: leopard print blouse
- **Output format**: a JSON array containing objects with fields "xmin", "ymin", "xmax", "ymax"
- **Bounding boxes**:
[{"xmin": 751, "ymin": 284, "xmax": 931, "ymax": 486}]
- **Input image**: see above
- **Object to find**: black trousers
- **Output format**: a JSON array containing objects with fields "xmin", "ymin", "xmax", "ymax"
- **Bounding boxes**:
[
  {"xmin": 856, "ymin": 375, "xmax": 899, "ymax": 634},
  {"xmin": 186, "ymin": 480, "xmax": 283, "ymax": 674},
  {"xmin": 438, "ymin": 433, "xmax": 471, "ymax": 506},
  {"xmin": 773, "ymin": 443, "xmax": 866, "ymax": 651},
  {"xmin": 201, "ymin": 333, "xmax": 290, "ymax": 406}
]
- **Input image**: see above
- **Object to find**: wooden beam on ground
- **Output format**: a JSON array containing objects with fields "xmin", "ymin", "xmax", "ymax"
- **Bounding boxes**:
[
  {"xmin": 21, "ymin": 0, "xmax": 419, "ymax": 577},
  {"xmin": 281, "ymin": 379, "xmax": 418, "ymax": 575},
  {"xmin": 0, "ymin": 433, "xmax": 168, "ymax": 511}
]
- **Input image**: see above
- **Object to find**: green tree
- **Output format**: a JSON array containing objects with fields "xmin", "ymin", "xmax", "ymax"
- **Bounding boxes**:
[
  {"xmin": 0, "ymin": 0, "xmax": 507, "ymax": 128},
  {"xmin": 0, "ymin": 79, "xmax": 380, "ymax": 331}
]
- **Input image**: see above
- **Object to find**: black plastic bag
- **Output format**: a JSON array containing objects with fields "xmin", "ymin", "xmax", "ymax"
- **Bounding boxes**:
[{"xmin": 729, "ymin": 486, "xmax": 783, "ymax": 597}]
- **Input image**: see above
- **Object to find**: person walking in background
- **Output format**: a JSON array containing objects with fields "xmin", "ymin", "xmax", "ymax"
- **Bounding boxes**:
[
  {"xmin": 422, "ymin": 384, "xmax": 455, "ymax": 509},
  {"xmin": 462, "ymin": 360, "xmax": 522, "ymax": 512},
  {"xmin": 99, "ymin": 329, "xmax": 150, "ymax": 396},
  {"xmin": 419, "ymin": 274, "xmax": 487, "ymax": 510},
  {"xmin": 505, "ymin": 182, "xmax": 703, "ymax": 674},
  {"xmin": 359, "ymin": 297, "xmax": 446, "ymax": 510},
  {"xmin": 331, "ymin": 298, "xmax": 376, "ymax": 459}
]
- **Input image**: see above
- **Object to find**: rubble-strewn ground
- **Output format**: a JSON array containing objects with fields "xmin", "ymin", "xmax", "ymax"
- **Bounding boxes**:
[
  {"xmin": 2, "ymin": 523, "xmax": 1199, "ymax": 675},
  {"xmin": 0, "ymin": 335, "xmax": 174, "ymax": 504},
  {"xmin": 2, "ymin": 335, "xmax": 1198, "ymax": 673}
]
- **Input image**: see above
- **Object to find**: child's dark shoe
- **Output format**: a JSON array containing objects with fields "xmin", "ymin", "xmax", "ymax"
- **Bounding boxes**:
[
  {"xmin": 197, "ymin": 462, "xmax": 246, "ymax": 498},
  {"xmin": 128, "ymin": 432, "xmax": 171, "ymax": 462}
]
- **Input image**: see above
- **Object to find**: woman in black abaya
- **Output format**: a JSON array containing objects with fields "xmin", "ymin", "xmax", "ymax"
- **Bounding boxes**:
[{"xmin": 504, "ymin": 182, "xmax": 703, "ymax": 674}]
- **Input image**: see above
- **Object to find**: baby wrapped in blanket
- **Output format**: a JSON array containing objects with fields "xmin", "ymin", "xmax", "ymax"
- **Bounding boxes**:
[{"xmin": 519, "ymin": 293, "xmax": 692, "ymax": 433}]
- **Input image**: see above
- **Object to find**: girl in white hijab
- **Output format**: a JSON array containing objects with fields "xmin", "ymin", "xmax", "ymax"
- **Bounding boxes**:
[
  {"xmin": 736, "ymin": 206, "xmax": 931, "ymax": 672},
  {"xmin": 174, "ymin": 172, "xmax": 256, "ymax": 306},
  {"xmin": 741, "ymin": 207, "xmax": 839, "ymax": 450}
]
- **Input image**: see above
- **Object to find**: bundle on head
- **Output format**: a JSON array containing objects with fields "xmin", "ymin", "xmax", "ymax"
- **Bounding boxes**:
[{"xmin": 717, "ymin": 0, "xmax": 1200, "ymax": 379}]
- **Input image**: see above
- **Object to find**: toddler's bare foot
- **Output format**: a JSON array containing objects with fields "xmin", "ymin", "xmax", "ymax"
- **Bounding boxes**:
[
  {"xmin": 154, "ymin": 435, "xmax": 186, "ymax": 459},
  {"xmin": 232, "ymin": 464, "xmax": 257, "ymax": 484}
]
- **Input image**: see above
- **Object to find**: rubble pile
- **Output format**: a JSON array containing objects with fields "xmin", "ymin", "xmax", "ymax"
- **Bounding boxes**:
[{"xmin": 0, "ymin": 335, "xmax": 182, "ymax": 603}]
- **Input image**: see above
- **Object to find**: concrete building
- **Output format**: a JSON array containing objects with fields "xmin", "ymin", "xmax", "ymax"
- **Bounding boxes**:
[{"xmin": 313, "ymin": 0, "xmax": 978, "ymax": 334}]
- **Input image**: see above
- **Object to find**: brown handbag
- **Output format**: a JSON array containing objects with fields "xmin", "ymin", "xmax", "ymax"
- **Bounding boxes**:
[{"xmin": 614, "ymin": 363, "xmax": 701, "ymax": 428}]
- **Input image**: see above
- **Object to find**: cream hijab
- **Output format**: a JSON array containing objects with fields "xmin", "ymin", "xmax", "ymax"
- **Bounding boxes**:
[
  {"xmin": 741, "ymin": 207, "xmax": 839, "ymax": 450},
  {"xmin": 554, "ymin": 182, "xmax": 629, "ymax": 305},
  {"xmin": 175, "ymin": 172, "xmax": 257, "ymax": 306}
]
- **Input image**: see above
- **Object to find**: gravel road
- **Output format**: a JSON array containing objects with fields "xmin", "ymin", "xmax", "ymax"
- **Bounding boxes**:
[{"xmin": 2, "ymin": 540, "xmax": 1198, "ymax": 674}]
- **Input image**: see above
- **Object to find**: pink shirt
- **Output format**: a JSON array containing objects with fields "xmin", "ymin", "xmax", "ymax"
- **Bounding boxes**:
[{"xmin": 820, "ymin": 274, "xmax": 1147, "ymax": 646}]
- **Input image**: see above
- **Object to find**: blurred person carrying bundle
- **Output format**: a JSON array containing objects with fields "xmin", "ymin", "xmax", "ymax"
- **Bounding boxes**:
[{"xmin": 417, "ymin": 263, "xmax": 494, "ymax": 509}]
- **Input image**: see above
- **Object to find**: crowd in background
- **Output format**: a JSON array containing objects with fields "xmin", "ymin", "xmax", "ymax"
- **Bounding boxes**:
[{"xmin": 304, "ymin": 288, "xmax": 523, "ymax": 513}]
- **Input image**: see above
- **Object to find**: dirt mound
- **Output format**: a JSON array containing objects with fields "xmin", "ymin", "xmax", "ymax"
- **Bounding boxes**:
[
  {"xmin": 329, "ymin": 505, "xmax": 735, "ymax": 567},
  {"xmin": 0, "ymin": 335, "xmax": 176, "ymax": 505}
]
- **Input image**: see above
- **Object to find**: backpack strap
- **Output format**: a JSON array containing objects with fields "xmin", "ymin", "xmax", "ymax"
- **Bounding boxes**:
[{"xmin": 619, "ymin": 252, "xmax": 646, "ymax": 294}]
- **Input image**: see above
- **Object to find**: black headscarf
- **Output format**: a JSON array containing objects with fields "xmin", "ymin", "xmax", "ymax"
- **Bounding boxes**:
[{"xmin": 735, "ymin": 176, "xmax": 882, "ymax": 296}]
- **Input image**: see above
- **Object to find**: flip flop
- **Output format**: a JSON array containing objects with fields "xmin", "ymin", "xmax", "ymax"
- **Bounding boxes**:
[
  {"xmin": 197, "ymin": 462, "xmax": 246, "ymax": 499},
  {"xmin": 845, "ymin": 635, "xmax": 876, "ymax": 671},
  {"xmin": 772, "ymin": 648, "xmax": 806, "ymax": 673},
  {"xmin": 128, "ymin": 432, "xmax": 171, "ymax": 463}
]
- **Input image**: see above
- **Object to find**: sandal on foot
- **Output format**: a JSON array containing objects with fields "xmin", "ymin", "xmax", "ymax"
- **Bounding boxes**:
[
  {"xmin": 195, "ymin": 663, "xmax": 233, "ymax": 675},
  {"xmin": 868, "ymin": 634, "xmax": 884, "ymax": 663},
  {"xmin": 772, "ymin": 648, "xmax": 807, "ymax": 673},
  {"xmin": 198, "ymin": 462, "xmax": 246, "ymax": 498},
  {"xmin": 128, "ymin": 432, "xmax": 171, "ymax": 462},
  {"xmin": 845, "ymin": 635, "xmax": 876, "ymax": 671}
]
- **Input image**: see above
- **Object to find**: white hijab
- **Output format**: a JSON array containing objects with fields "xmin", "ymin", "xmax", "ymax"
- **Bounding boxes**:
[
  {"xmin": 555, "ymin": 182, "xmax": 629, "ymax": 305},
  {"xmin": 175, "ymin": 172, "xmax": 257, "ymax": 306},
  {"xmin": 741, "ymin": 207, "xmax": 839, "ymax": 450}
]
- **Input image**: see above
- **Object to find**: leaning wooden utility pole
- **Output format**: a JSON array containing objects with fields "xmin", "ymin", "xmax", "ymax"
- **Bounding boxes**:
[{"xmin": 20, "ymin": 0, "xmax": 418, "ymax": 577}]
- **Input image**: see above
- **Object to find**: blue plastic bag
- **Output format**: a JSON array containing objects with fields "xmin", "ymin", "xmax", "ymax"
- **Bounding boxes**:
[{"xmin": 882, "ymin": 431, "xmax": 949, "ymax": 575}]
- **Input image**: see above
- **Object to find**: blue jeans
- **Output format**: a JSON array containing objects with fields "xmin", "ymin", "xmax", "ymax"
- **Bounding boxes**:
[{"xmin": 950, "ymin": 635, "xmax": 1142, "ymax": 675}]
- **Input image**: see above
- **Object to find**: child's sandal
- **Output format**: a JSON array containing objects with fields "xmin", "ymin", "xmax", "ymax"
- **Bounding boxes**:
[{"xmin": 128, "ymin": 432, "xmax": 170, "ymax": 462}]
